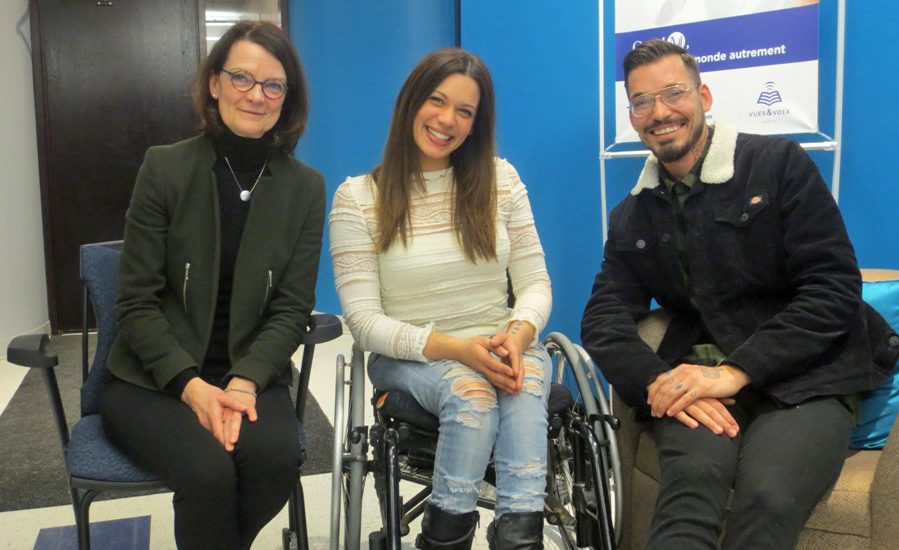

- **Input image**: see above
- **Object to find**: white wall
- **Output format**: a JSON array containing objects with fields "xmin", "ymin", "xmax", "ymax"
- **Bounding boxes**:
[{"xmin": 0, "ymin": 0, "xmax": 50, "ymax": 357}]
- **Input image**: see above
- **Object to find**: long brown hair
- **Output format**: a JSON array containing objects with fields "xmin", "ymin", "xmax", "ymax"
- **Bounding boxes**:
[
  {"xmin": 193, "ymin": 21, "xmax": 309, "ymax": 153},
  {"xmin": 374, "ymin": 48, "xmax": 497, "ymax": 262}
]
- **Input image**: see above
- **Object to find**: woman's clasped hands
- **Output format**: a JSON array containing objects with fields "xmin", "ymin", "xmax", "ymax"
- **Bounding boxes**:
[
  {"xmin": 181, "ymin": 377, "xmax": 259, "ymax": 452},
  {"xmin": 448, "ymin": 320, "xmax": 536, "ymax": 396},
  {"xmin": 454, "ymin": 335, "xmax": 522, "ymax": 395}
]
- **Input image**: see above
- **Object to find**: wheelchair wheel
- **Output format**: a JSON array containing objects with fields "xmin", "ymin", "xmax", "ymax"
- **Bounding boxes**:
[
  {"xmin": 573, "ymin": 342, "xmax": 623, "ymax": 547},
  {"xmin": 330, "ymin": 347, "xmax": 369, "ymax": 550},
  {"xmin": 546, "ymin": 410, "xmax": 581, "ymax": 549},
  {"xmin": 544, "ymin": 332, "xmax": 621, "ymax": 549}
]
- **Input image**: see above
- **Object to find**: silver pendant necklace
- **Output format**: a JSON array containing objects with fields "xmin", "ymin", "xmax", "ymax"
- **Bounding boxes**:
[{"xmin": 224, "ymin": 153, "xmax": 270, "ymax": 202}]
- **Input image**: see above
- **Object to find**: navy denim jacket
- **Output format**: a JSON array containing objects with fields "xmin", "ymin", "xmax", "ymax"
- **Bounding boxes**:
[{"xmin": 582, "ymin": 123, "xmax": 899, "ymax": 410}]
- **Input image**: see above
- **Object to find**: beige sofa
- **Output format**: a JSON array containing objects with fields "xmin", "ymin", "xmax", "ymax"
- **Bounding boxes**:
[{"xmin": 613, "ymin": 269, "xmax": 899, "ymax": 549}]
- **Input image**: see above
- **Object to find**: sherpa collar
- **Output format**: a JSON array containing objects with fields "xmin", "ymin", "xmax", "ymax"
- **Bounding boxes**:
[{"xmin": 630, "ymin": 121, "xmax": 738, "ymax": 196}]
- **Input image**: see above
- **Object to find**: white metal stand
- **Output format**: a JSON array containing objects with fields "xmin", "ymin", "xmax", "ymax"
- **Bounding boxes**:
[{"xmin": 598, "ymin": 0, "xmax": 847, "ymax": 243}]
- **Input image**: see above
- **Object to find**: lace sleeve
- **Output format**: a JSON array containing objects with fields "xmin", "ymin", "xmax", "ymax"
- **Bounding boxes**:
[
  {"xmin": 501, "ymin": 160, "xmax": 552, "ymax": 334},
  {"xmin": 329, "ymin": 179, "xmax": 432, "ymax": 361}
]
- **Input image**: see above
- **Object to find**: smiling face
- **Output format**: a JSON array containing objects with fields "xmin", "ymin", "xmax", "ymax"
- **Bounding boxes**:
[
  {"xmin": 627, "ymin": 54, "xmax": 712, "ymax": 178},
  {"xmin": 209, "ymin": 40, "xmax": 286, "ymax": 138},
  {"xmin": 412, "ymin": 73, "xmax": 480, "ymax": 171}
]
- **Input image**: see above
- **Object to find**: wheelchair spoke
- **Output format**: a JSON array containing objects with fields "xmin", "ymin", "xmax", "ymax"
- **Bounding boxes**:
[{"xmin": 547, "ymin": 424, "xmax": 580, "ymax": 548}]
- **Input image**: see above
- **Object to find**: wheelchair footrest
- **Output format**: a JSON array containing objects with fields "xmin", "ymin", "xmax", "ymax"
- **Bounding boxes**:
[{"xmin": 545, "ymin": 496, "xmax": 576, "ymax": 528}]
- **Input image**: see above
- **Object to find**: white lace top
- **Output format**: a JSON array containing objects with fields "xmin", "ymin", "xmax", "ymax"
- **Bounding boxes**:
[{"xmin": 329, "ymin": 158, "xmax": 552, "ymax": 362}]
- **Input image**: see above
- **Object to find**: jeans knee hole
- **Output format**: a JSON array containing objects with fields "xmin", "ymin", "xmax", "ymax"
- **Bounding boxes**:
[
  {"xmin": 449, "ymin": 378, "xmax": 497, "ymax": 413},
  {"xmin": 508, "ymin": 459, "xmax": 544, "ymax": 478},
  {"xmin": 455, "ymin": 410, "xmax": 482, "ymax": 428}
]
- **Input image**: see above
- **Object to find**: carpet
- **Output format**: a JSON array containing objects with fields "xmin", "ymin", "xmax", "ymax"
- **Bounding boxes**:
[{"xmin": 0, "ymin": 333, "xmax": 334, "ymax": 512}]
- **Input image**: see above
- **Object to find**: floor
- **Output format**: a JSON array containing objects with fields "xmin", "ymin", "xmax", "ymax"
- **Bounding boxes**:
[{"xmin": 0, "ymin": 320, "xmax": 574, "ymax": 549}]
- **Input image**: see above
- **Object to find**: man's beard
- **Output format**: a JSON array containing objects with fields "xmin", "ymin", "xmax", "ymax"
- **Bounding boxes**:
[{"xmin": 645, "ymin": 120, "xmax": 705, "ymax": 163}]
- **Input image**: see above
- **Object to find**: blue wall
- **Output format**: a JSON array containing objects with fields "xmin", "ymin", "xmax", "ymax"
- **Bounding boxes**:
[
  {"xmin": 459, "ymin": 1, "xmax": 603, "ymax": 339},
  {"xmin": 291, "ymin": 1, "xmax": 455, "ymax": 315},
  {"xmin": 838, "ymin": 4, "xmax": 899, "ymax": 268},
  {"xmin": 293, "ymin": 0, "xmax": 899, "ymax": 339}
]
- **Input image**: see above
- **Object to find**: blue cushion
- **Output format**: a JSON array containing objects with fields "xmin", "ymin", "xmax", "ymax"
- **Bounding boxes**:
[
  {"xmin": 66, "ymin": 415, "xmax": 159, "ymax": 482},
  {"xmin": 850, "ymin": 279, "xmax": 899, "ymax": 450},
  {"xmin": 66, "ymin": 415, "xmax": 306, "ymax": 482}
]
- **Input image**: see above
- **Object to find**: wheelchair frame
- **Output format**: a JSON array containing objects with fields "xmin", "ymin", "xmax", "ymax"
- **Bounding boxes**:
[{"xmin": 329, "ymin": 332, "xmax": 622, "ymax": 549}]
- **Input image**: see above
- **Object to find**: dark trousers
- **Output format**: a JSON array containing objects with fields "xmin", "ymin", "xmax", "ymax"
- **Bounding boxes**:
[
  {"xmin": 99, "ymin": 378, "xmax": 302, "ymax": 550},
  {"xmin": 646, "ymin": 390, "xmax": 853, "ymax": 550}
]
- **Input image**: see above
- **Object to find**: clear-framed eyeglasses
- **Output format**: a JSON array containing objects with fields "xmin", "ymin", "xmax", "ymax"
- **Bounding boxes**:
[
  {"xmin": 627, "ymin": 85, "xmax": 695, "ymax": 118},
  {"xmin": 221, "ymin": 68, "xmax": 288, "ymax": 100}
]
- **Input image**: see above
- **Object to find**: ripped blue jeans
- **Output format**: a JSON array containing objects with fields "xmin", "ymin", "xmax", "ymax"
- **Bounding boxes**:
[{"xmin": 368, "ymin": 345, "xmax": 551, "ymax": 517}]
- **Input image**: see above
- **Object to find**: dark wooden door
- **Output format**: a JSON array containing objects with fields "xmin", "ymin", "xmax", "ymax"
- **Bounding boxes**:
[{"xmin": 31, "ymin": 0, "xmax": 202, "ymax": 331}]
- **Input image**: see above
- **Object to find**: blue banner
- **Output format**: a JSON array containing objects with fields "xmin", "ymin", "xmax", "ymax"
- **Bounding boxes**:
[{"xmin": 615, "ymin": 5, "xmax": 818, "ymax": 81}]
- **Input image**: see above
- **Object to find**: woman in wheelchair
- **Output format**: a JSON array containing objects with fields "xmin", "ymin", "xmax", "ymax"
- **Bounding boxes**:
[
  {"xmin": 98, "ymin": 22, "xmax": 325, "ymax": 550},
  {"xmin": 330, "ymin": 48, "xmax": 553, "ymax": 549}
]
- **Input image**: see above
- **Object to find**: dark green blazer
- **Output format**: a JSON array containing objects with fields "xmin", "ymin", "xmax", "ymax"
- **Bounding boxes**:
[{"xmin": 107, "ymin": 135, "xmax": 325, "ymax": 392}]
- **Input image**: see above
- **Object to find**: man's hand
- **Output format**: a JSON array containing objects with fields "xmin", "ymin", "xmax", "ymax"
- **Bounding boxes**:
[
  {"xmin": 181, "ymin": 378, "xmax": 249, "ymax": 450},
  {"xmin": 672, "ymin": 397, "xmax": 740, "ymax": 437},
  {"xmin": 648, "ymin": 363, "xmax": 750, "ymax": 419},
  {"xmin": 222, "ymin": 377, "xmax": 259, "ymax": 452}
]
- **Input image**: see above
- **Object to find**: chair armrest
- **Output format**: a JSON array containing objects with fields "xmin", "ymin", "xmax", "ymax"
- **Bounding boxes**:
[
  {"xmin": 7, "ymin": 333, "xmax": 71, "ymax": 448},
  {"xmin": 871, "ymin": 413, "xmax": 899, "ymax": 548},
  {"xmin": 293, "ymin": 314, "xmax": 342, "ymax": 425},
  {"xmin": 6, "ymin": 334, "xmax": 58, "ymax": 368},
  {"xmin": 613, "ymin": 386, "xmax": 653, "ymax": 550},
  {"xmin": 301, "ymin": 313, "xmax": 342, "ymax": 345},
  {"xmin": 614, "ymin": 308, "xmax": 672, "ymax": 468}
]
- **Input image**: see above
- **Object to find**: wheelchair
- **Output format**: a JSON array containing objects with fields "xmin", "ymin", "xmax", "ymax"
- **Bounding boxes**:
[{"xmin": 329, "ymin": 332, "xmax": 622, "ymax": 549}]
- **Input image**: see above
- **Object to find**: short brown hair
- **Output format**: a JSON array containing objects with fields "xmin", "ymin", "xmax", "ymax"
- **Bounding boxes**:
[
  {"xmin": 193, "ymin": 21, "xmax": 308, "ymax": 153},
  {"xmin": 375, "ymin": 48, "xmax": 498, "ymax": 262},
  {"xmin": 623, "ymin": 39, "xmax": 701, "ymax": 92}
]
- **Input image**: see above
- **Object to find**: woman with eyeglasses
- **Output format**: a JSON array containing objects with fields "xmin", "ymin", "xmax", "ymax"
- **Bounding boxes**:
[
  {"xmin": 99, "ymin": 21, "xmax": 323, "ymax": 549},
  {"xmin": 330, "ymin": 48, "xmax": 553, "ymax": 549}
]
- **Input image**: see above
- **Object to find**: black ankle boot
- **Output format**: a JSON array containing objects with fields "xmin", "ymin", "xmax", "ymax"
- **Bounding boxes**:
[
  {"xmin": 415, "ymin": 502, "xmax": 479, "ymax": 549},
  {"xmin": 486, "ymin": 512, "xmax": 544, "ymax": 550}
]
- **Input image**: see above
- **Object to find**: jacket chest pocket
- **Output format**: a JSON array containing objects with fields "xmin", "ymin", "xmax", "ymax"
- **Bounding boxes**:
[
  {"xmin": 614, "ymin": 232, "xmax": 659, "ymax": 254},
  {"xmin": 711, "ymin": 193, "xmax": 780, "ymax": 283},
  {"xmin": 613, "ymin": 230, "xmax": 680, "ymax": 297},
  {"xmin": 713, "ymin": 193, "xmax": 770, "ymax": 228},
  {"xmin": 614, "ymin": 230, "xmax": 661, "ymax": 274}
]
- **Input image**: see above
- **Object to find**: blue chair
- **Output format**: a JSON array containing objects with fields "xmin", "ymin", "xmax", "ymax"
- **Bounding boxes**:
[{"xmin": 7, "ymin": 241, "xmax": 341, "ymax": 550}]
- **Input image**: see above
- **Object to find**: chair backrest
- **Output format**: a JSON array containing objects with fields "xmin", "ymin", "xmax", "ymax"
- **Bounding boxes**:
[{"xmin": 79, "ymin": 241, "xmax": 123, "ymax": 416}]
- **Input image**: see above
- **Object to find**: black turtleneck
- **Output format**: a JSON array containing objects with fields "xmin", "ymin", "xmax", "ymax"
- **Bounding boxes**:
[{"xmin": 165, "ymin": 126, "xmax": 277, "ymax": 397}]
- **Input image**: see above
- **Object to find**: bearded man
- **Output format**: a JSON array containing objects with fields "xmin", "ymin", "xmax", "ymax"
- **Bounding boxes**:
[{"xmin": 581, "ymin": 39, "xmax": 898, "ymax": 549}]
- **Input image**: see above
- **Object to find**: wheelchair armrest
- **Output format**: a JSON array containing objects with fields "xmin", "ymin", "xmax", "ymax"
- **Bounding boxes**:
[
  {"xmin": 7, "ymin": 334, "xmax": 58, "ymax": 369},
  {"xmin": 301, "ymin": 313, "xmax": 342, "ymax": 345}
]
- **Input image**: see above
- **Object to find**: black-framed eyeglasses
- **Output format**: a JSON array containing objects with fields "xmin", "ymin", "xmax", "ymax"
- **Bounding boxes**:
[
  {"xmin": 627, "ymin": 85, "xmax": 695, "ymax": 118},
  {"xmin": 221, "ymin": 68, "xmax": 288, "ymax": 100}
]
